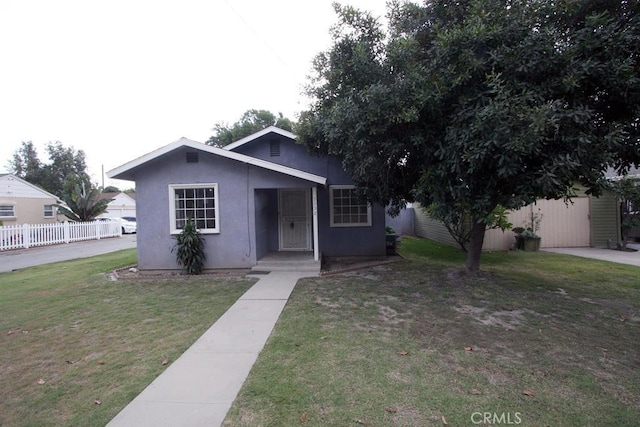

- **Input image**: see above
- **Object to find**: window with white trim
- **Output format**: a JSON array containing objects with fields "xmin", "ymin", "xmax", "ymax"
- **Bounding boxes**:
[
  {"xmin": 329, "ymin": 185, "xmax": 371, "ymax": 227},
  {"xmin": 169, "ymin": 184, "xmax": 219, "ymax": 234},
  {"xmin": 44, "ymin": 205, "xmax": 54, "ymax": 218},
  {"xmin": 0, "ymin": 205, "xmax": 15, "ymax": 218}
]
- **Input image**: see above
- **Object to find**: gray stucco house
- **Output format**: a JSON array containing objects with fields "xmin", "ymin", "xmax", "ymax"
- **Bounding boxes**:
[{"xmin": 108, "ymin": 126, "xmax": 385, "ymax": 272}]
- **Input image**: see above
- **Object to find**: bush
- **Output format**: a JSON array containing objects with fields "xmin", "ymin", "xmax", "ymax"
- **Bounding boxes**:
[{"xmin": 171, "ymin": 218, "xmax": 206, "ymax": 274}]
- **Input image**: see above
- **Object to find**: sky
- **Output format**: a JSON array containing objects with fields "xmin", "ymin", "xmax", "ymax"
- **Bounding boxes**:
[{"xmin": 0, "ymin": 0, "xmax": 389, "ymax": 189}]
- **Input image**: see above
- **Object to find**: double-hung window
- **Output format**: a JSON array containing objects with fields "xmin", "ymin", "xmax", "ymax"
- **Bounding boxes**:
[
  {"xmin": 44, "ymin": 204, "xmax": 54, "ymax": 218},
  {"xmin": 329, "ymin": 185, "xmax": 371, "ymax": 227},
  {"xmin": 169, "ymin": 184, "xmax": 219, "ymax": 234},
  {"xmin": 0, "ymin": 205, "xmax": 15, "ymax": 218}
]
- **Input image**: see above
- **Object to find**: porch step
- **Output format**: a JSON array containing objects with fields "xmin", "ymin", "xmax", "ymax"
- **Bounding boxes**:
[{"xmin": 252, "ymin": 252, "xmax": 321, "ymax": 273}]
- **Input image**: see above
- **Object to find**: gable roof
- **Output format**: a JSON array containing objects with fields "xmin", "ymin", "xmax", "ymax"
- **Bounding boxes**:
[
  {"xmin": 98, "ymin": 192, "xmax": 119, "ymax": 201},
  {"xmin": 223, "ymin": 126, "xmax": 297, "ymax": 151},
  {"xmin": 97, "ymin": 192, "xmax": 136, "ymax": 204},
  {"xmin": 107, "ymin": 137, "xmax": 326, "ymax": 185},
  {"xmin": 0, "ymin": 174, "xmax": 61, "ymax": 200}
]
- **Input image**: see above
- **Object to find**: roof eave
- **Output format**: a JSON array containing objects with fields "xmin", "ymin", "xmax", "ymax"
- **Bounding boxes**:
[
  {"xmin": 107, "ymin": 138, "xmax": 326, "ymax": 186},
  {"xmin": 224, "ymin": 126, "xmax": 297, "ymax": 151},
  {"xmin": 107, "ymin": 138, "xmax": 200, "ymax": 180}
]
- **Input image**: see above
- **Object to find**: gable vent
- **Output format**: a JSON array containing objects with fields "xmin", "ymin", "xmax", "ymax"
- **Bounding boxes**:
[
  {"xmin": 270, "ymin": 140, "xmax": 280, "ymax": 157},
  {"xmin": 186, "ymin": 152, "xmax": 199, "ymax": 163}
]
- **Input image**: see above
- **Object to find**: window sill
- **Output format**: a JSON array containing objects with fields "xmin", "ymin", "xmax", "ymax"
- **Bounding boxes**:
[{"xmin": 170, "ymin": 230, "xmax": 220, "ymax": 235}]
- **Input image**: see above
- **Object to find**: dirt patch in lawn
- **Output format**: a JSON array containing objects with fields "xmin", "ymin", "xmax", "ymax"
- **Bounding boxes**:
[
  {"xmin": 321, "ymin": 255, "xmax": 404, "ymax": 276},
  {"xmin": 112, "ymin": 256, "xmax": 404, "ymax": 281},
  {"xmin": 453, "ymin": 305, "xmax": 551, "ymax": 330},
  {"xmin": 111, "ymin": 265, "xmax": 251, "ymax": 280}
]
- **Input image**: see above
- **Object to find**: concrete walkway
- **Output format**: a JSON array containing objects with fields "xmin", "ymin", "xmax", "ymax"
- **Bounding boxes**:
[
  {"xmin": 542, "ymin": 243, "xmax": 640, "ymax": 267},
  {"xmin": 107, "ymin": 270, "xmax": 316, "ymax": 427}
]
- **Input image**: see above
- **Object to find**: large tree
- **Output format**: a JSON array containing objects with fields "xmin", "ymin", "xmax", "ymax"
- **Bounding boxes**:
[
  {"xmin": 9, "ymin": 141, "xmax": 91, "ymax": 197},
  {"xmin": 9, "ymin": 142, "xmax": 44, "ymax": 186},
  {"xmin": 206, "ymin": 109, "xmax": 295, "ymax": 147},
  {"xmin": 298, "ymin": 0, "xmax": 640, "ymax": 273},
  {"xmin": 43, "ymin": 142, "xmax": 91, "ymax": 197}
]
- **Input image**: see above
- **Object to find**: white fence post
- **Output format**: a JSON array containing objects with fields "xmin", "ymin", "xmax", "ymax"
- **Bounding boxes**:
[
  {"xmin": 22, "ymin": 223, "xmax": 30, "ymax": 249},
  {"xmin": 0, "ymin": 219, "xmax": 121, "ymax": 251}
]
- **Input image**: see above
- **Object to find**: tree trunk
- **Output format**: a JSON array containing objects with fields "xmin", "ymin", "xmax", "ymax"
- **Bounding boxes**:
[{"xmin": 465, "ymin": 220, "xmax": 486, "ymax": 274}]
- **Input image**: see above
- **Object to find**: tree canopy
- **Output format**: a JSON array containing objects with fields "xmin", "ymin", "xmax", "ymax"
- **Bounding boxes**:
[
  {"xmin": 298, "ymin": 0, "xmax": 640, "ymax": 273},
  {"xmin": 206, "ymin": 109, "xmax": 295, "ymax": 147},
  {"xmin": 9, "ymin": 141, "xmax": 91, "ymax": 197}
]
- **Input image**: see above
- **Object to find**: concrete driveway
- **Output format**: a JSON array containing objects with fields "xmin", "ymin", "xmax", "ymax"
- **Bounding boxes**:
[
  {"xmin": 542, "ymin": 243, "xmax": 640, "ymax": 267},
  {"xmin": 0, "ymin": 234, "xmax": 137, "ymax": 273}
]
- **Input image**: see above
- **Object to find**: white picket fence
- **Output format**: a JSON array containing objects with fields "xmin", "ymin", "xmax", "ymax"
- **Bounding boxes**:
[{"xmin": 0, "ymin": 221, "xmax": 122, "ymax": 251}]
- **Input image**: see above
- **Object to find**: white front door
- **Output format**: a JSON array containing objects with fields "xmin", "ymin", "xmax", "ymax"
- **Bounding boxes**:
[{"xmin": 278, "ymin": 189, "xmax": 311, "ymax": 250}]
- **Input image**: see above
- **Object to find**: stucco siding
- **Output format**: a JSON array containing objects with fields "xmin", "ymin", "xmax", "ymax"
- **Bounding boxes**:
[
  {"xmin": 254, "ymin": 189, "xmax": 278, "ymax": 258},
  {"xmin": 132, "ymin": 145, "xmax": 385, "ymax": 271},
  {"xmin": 134, "ymin": 148, "xmax": 313, "ymax": 270},
  {"xmin": 0, "ymin": 197, "xmax": 59, "ymax": 225},
  {"xmin": 232, "ymin": 134, "xmax": 329, "ymax": 176},
  {"xmin": 234, "ymin": 134, "xmax": 385, "ymax": 257},
  {"xmin": 315, "ymin": 185, "xmax": 386, "ymax": 257},
  {"xmin": 0, "ymin": 175, "xmax": 60, "ymax": 225}
]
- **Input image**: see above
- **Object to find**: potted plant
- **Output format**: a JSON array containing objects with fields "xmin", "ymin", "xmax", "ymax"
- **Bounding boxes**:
[
  {"xmin": 386, "ymin": 226, "xmax": 398, "ymax": 255},
  {"xmin": 512, "ymin": 209, "xmax": 543, "ymax": 251}
]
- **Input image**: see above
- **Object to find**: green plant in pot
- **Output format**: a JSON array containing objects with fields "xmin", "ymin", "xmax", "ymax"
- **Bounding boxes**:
[
  {"xmin": 513, "ymin": 209, "xmax": 543, "ymax": 251},
  {"xmin": 172, "ymin": 217, "xmax": 206, "ymax": 274},
  {"xmin": 385, "ymin": 226, "xmax": 398, "ymax": 255}
]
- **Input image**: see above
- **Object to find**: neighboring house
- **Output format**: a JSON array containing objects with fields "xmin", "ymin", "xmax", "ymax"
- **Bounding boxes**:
[
  {"xmin": 414, "ymin": 190, "xmax": 620, "ymax": 251},
  {"xmin": 0, "ymin": 174, "xmax": 63, "ymax": 225},
  {"xmin": 97, "ymin": 192, "xmax": 136, "ymax": 219},
  {"xmin": 107, "ymin": 126, "xmax": 386, "ymax": 271}
]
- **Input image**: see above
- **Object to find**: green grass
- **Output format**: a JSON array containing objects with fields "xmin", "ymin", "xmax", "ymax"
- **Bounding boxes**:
[
  {"xmin": 0, "ymin": 250, "xmax": 255, "ymax": 426},
  {"xmin": 224, "ymin": 237, "xmax": 640, "ymax": 426}
]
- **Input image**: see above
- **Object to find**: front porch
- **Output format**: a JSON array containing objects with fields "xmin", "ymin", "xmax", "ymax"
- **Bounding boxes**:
[
  {"xmin": 252, "ymin": 251, "xmax": 321, "ymax": 273},
  {"xmin": 254, "ymin": 187, "xmax": 320, "ymax": 265}
]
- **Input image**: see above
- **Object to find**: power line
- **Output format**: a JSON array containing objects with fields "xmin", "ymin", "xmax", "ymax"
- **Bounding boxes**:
[{"xmin": 222, "ymin": 0, "xmax": 295, "ymax": 77}]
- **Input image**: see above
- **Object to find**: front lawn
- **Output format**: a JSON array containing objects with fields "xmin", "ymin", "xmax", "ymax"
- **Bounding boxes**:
[
  {"xmin": 224, "ymin": 237, "xmax": 640, "ymax": 426},
  {"xmin": 0, "ymin": 250, "xmax": 255, "ymax": 426}
]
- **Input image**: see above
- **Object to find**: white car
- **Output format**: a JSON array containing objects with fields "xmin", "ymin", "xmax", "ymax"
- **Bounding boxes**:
[
  {"xmin": 119, "ymin": 217, "xmax": 137, "ymax": 234},
  {"xmin": 99, "ymin": 217, "xmax": 137, "ymax": 234}
]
